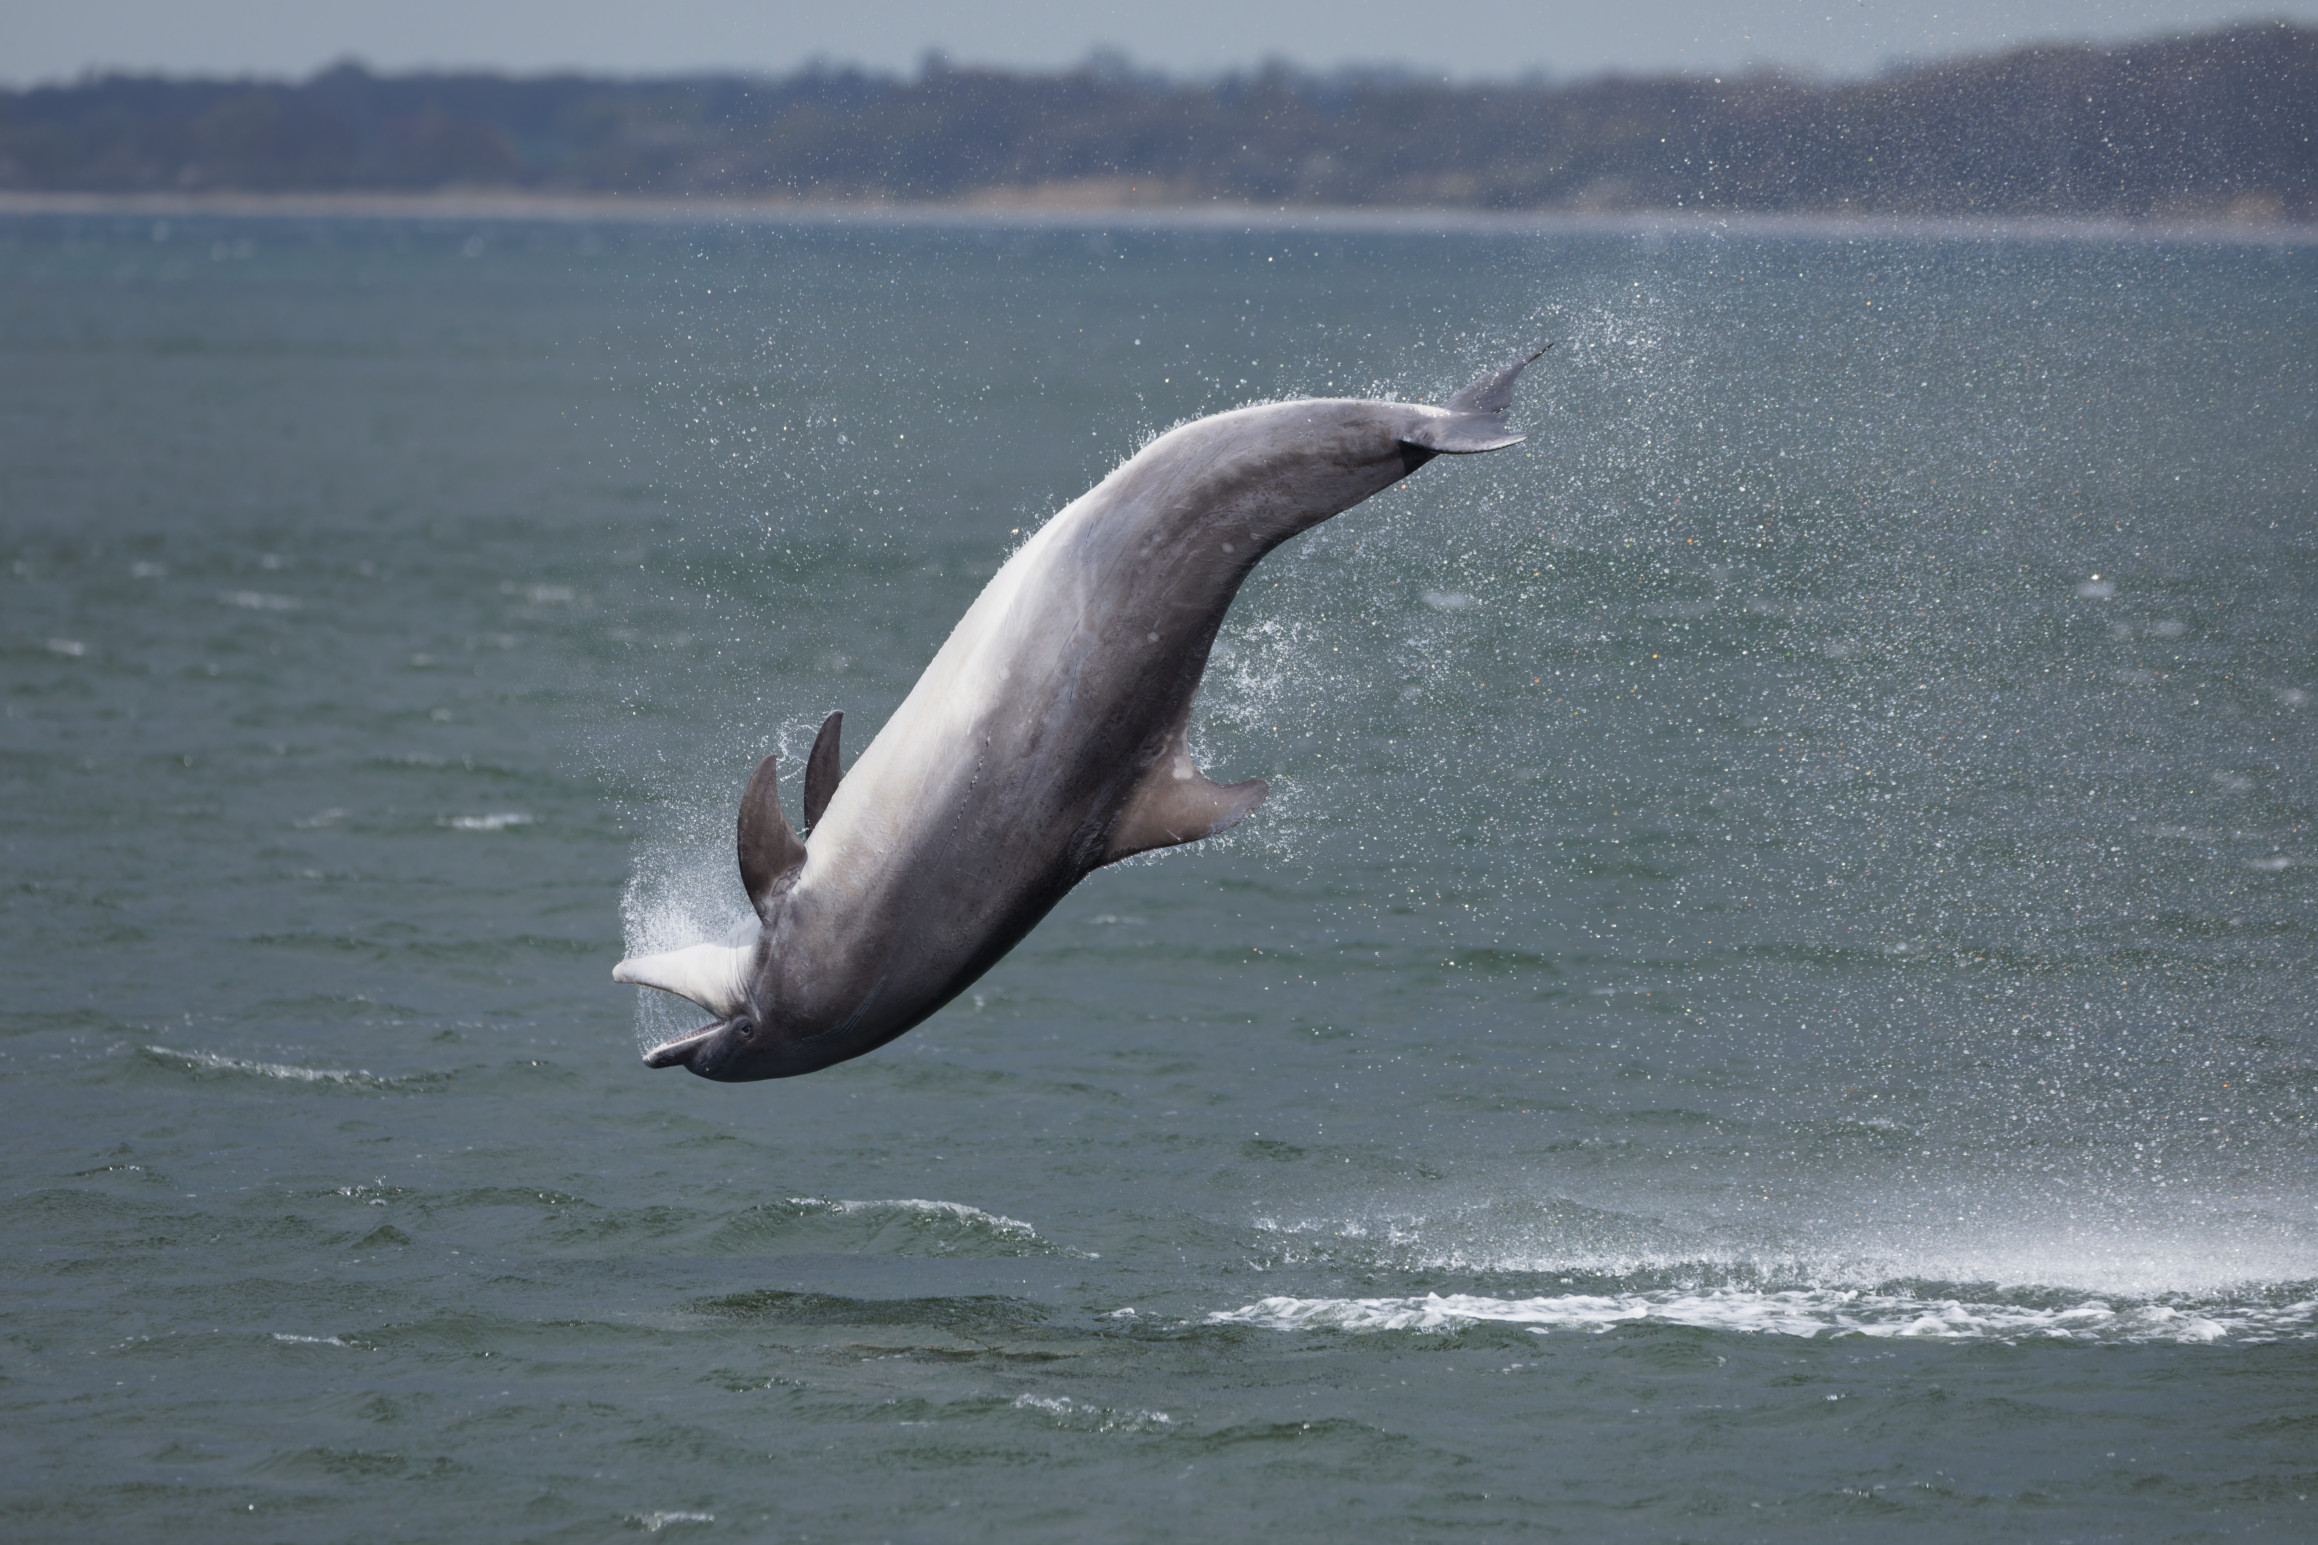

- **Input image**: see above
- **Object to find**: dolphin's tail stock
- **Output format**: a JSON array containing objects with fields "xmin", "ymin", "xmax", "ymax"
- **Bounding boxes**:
[{"xmin": 1402, "ymin": 345, "xmax": 1553, "ymax": 455}]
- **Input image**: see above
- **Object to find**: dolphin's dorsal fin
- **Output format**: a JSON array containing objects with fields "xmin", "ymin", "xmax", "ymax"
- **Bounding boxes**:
[
  {"xmin": 1404, "ymin": 344, "xmax": 1553, "ymax": 454},
  {"xmin": 1102, "ymin": 739, "xmax": 1268, "ymax": 866},
  {"xmin": 737, "ymin": 753, "xmax": 806, "ymax": 920},
  {"xmin": 803, "ymin": 711, "xmax": 843, "ymax": 833}
]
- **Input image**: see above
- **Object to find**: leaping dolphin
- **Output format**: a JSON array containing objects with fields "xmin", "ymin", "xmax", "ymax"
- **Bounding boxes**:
[{"xmin": 617, "ymin": 349, "xmax": 1547, "ymax": 1080}]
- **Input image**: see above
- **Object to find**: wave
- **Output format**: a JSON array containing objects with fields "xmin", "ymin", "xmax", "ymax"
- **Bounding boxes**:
[
  {"xmin": 807, "ymin": 1196, "xmax": 1042, "ymax": 1240},
  {"xmin": 692, "ymin": 1196, "xmax": 1068, "ymax": 1258},
  {"xmin": 1209, "ymin": 1286, "xmax": 2318, "ymax": 1345}
]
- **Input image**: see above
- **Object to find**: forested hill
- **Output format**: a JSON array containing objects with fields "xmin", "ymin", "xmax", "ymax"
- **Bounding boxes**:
[{"xmin": 3, "ymin": 21, "xmax": 2311, "ymax": 218}]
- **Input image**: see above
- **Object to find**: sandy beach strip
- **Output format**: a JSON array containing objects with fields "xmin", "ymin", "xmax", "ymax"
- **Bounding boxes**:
[{"xmin": 1, "ymin": 188, "xmax": 2312, "ymax": 246}]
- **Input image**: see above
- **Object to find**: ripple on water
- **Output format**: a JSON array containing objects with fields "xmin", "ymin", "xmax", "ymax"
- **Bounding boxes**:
[{"xmin": 686, "ymin": 1289, "xmax": 1050, "ymax": 1337}]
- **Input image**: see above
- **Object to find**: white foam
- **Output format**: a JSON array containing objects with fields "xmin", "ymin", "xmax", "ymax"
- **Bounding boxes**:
[
  {"xmin": 441, "ymin": 812, "xmax": 532, "ymax": 831},
  {"xmin": 630, "ymin": 1512, "xmax": 713, "ymax": 1533},
  {"xmin": 217, "ymin": 589, "xmax": 300, "ymax": 611},
  {"xmin": 270, "ymin": 1332, "xmax": 349, "ymax": 1347},
  {"xmin": 1209, "ymin": 1288, "xmax": 2317, "ymax": 1345}
]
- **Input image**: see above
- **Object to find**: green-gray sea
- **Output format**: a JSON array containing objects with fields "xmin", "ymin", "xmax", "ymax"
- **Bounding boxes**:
[{"xmin": 3, "ymin": 212, "xmax": 2314, "ymax": 1541}]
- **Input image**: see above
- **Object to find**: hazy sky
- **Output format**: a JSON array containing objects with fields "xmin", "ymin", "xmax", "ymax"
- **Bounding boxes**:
[{"xmin": 8, "ymin": 1, "xmax": 2316, "ymax": 85}]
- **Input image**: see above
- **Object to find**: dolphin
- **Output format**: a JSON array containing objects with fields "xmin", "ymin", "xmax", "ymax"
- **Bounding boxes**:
[{"xmin": 616, "ymin": 349, "xmax": 1547, "ymax": 1080}]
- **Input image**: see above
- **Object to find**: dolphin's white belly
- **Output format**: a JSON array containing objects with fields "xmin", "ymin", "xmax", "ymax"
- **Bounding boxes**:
[{"xmin": 795, "ymin": 495, "xmax": 1095, "ymax": 904}]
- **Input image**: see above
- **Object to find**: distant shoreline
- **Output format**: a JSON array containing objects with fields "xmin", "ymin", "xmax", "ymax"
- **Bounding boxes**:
[{"xmin": 3, "ymin": 189, "xmax": 2314, "ymax": 247}]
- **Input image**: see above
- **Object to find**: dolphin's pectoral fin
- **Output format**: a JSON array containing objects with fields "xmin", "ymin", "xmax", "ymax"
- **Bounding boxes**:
[
  {"xmin": 614, "ymin": 942, "xmax": 752, "ymax": 1018},
  {"xmin": 803, "ymin": 711, "xmax": 843, "ymax": 833},
  {"xmin": 737, "ymin": 753, "xmax": 807, "ymax": 921},
  {"xmin": 1403, "ymin": 343, "xmax": 1553, "ymax": 455},
  {"xmin": 1102, "ymin": 751, "xmax": 1270, "ymax": 865}
]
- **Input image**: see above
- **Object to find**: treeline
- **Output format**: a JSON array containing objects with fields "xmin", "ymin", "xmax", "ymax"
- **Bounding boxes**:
[{"xmin": 2, "ymin": 22, "xmax": 2312, "ymax": 217}]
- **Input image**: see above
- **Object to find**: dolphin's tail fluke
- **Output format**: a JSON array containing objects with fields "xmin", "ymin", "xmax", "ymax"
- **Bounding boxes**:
[
  {"xmin": 1446, "ymin": 345, "xmax": 1553, "ymax": 414},
  {"xmin": 1403, "ymin": 345, "xmax": 1553, "ymax": 455}
]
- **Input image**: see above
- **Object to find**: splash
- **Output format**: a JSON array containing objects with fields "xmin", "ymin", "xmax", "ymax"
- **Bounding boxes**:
[
  {"xmin": 1012, "ymin": 1393, "xmax": 1175, "ymax": 1431},
  {"xmin": 1247, "ymin": 1186, "xmax": 2318, "ymax": 1312},
  {"xmin": 142, "ymin": 1046, "xmax": 398, "ymax": 1088},
  {"xmin": 618, "ymin": 836, "xmax": 754, "ymax": 1053}
]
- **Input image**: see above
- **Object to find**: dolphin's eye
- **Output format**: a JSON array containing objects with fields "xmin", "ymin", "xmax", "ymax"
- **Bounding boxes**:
[{"xmin": 732, "ymin": 1018, "xmax": 754, "ymax": 1038}]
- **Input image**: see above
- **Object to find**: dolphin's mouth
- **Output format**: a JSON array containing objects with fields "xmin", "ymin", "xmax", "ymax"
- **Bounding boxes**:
[{"xmin": 642, "ymin": 1023, "xmax": 723, "ymax": 1069}]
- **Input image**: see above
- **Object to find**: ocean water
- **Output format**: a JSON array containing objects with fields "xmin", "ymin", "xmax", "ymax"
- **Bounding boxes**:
[{"xmin": 2, "ymin": 211, "xmax": 2314, "ymax": 1541}]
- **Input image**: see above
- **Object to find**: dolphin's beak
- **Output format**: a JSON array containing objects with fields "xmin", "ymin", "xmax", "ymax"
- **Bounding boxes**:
[{"xmin": 642, "ymin": 1022, "xmax": 724, "ymax": 1070}]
